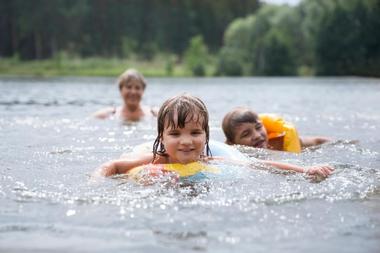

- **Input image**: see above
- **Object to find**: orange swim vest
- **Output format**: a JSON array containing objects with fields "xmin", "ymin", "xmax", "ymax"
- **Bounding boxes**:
[{"xmin": 259, "ymin": 114, "xmax": 301, "ymax": 153}]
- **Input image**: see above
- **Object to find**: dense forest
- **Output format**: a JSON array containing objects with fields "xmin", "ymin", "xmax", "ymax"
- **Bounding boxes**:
[
  {"xmin": 218, "ymin": 0, "xmax": 380, "ymax": 77},
  {"xmin": 0, "ymin": 0, "xmax": 379, "ymax": 77},
  {"xmin": 0, "ymin": 0, "xmax": 259, "ymax": 59}
]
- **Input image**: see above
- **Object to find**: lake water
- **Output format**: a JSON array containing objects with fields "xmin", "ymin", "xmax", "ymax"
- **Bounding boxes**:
[{"xmin": 0, "ymin": 77, "xmax": 379, "ymax": 252}]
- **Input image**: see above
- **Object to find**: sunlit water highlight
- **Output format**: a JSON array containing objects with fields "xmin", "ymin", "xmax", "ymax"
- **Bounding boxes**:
[{"xmin": 0, "ymin": 77, "xmax": 379, "ymax": 252}]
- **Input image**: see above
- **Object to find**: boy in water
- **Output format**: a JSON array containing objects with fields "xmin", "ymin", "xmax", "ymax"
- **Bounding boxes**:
[{"xmin": 222, "ymin": 107, "xmax": 330, "ymax": 152}]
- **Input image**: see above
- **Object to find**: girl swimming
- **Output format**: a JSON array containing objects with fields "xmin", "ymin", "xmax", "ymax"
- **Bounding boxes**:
[{"xmin": 94, "ymin": 94, "xmax": 333, "ymax": 179}]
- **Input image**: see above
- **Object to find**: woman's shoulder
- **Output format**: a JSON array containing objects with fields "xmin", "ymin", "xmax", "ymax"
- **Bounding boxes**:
[
  {"xmin": 142, "ymin": 105, "xmax": 158, "ymax": 117},
  {"xmin": 93, "ymin": 106, "xmax": 117, "ymax": 119}
]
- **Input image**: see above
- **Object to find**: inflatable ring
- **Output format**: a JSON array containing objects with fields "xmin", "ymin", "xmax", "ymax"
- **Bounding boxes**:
[
  {"xmin": 208, "ymin": 140, "xmax": 250, "ymax": 162},
  {"xmin": 127, "ymin": 161, "xmax": 220, "ymax": 184},
  {"xmin": 126, "ymin": 140, "xmax": 250, "ymax": 183},
  {"xmin": 259, "ymin": 113, "xmax": 301, "ymax": 153}
]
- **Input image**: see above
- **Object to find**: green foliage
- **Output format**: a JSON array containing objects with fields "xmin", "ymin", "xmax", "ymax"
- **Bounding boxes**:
[
  {"xmin": 0, "ymin": 55, "xmax": 189, "ymax": 77},
  {"xmin": 2, "ymin": 0, "xmax": 379, "ymax": 77},
  {"xmin": 0, "ymin": 0, "xmax": 259, "ymax": 61},
  {"xmin": 216, "ymin": 48, "xmax": 244, "ymax": 76},
  {"xmin": 255, "ymin": 29, "xmax": 296, "ymax": 75},
  {"xmin": 296, "ymin": 0, "xmax": 336, "ymax": 67},
  {"xmin": 138, "ymin": 42, "xmax": 159, "ymax": 61},
  {"xmin": 217, "ymin": 0, "xmax": 380, "ymax": 77},
  {"xmin": 184, "ymin": 35, "xmax": 209, "ymax": 76},
  {"xmin": 121, "ymin": 37, "xmax": 137, "ymax": 58},
  {"xmin": 192, "ymin": 65, "xmax": 206, "ymax": 76},
  {"xmin": 224, "ymin": 16, "xmax": 254, "ymax": 51},
  {"xmin": 314, "ymin": 0, "xmax": 380, "ymax": 76},
  {"xmin": 165, "ymin": 55, "xmax": 175, "ymax": 76},
  {"xmin": 219, "ymin": 5, "xmax": 297, "ymax": 76}
]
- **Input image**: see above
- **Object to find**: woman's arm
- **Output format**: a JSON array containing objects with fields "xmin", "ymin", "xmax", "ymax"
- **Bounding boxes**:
[{"xmin": 92, "ymin": 107, "xmax": 116, "ymax": 119}]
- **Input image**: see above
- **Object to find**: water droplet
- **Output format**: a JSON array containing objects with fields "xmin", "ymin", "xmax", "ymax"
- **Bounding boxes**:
[{"xmin": 66, "ymin": 209, "xmax": 76, "ymax": 216}]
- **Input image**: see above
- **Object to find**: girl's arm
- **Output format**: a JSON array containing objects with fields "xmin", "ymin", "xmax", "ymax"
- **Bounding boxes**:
[
  {"xmin": 93, "ymin": 153, "xmax": 154, "ymax": 177},
  {"xmin": 258, "ymin": 160, "xmax": 334, "ymax": 177},
  {"xmin": 206, "ymin": 156, "xmax": 333, "ymax": 178}
]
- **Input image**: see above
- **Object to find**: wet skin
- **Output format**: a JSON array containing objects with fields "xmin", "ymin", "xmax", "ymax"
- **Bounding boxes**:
[
  {"xmin": 232, "ymin": 122, "xmax": 269, "ymax": 148},
  {"xmin": 161, "ymin": 119, "xmax": 206, "ymax": 164}
]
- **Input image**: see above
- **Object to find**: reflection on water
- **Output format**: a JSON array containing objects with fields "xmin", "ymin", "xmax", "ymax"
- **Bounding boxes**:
[{"xmin": 0, "ymin": 77, "xmax": 380, "ymax": 252}]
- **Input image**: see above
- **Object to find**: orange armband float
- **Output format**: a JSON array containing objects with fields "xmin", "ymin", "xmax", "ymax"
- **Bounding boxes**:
[{"xmin": 259, "ymin": 113, "xmax": 301, "ymax": 153}]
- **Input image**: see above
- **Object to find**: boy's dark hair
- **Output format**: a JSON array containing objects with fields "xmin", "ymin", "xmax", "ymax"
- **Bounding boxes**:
[
  {"xmin": 153, "ymin": 94, "xmax": 210, "ymax": 161},
  {"xmin": 222, "ymin": 107, "xmax": 260, "ymax": 143},
  {"xmin": 118, "ymin": 68, "xmax": 147, "ymax": 90}
]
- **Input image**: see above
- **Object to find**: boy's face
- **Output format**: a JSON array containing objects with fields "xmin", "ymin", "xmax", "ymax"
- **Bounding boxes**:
[
  {"xmin": 232, "ymin": 121, "xmax": 268, "ymax": 148},
  {"xmin": 161, "ymin": 115, "xmax": 206, "ymax": 164},
  {"xmin": 120, "ymin": 79, "xmax": 144, "ymax": 107}
]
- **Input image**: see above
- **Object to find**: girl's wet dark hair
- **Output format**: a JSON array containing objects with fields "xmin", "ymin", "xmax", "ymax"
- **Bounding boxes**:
[
  {"xmin": 222, "ymin": 107, "xmax": 260, "ymax": 143},
  {"xmin": 152, "ymin": 94, "xmax": 211, "ymax": 161}
]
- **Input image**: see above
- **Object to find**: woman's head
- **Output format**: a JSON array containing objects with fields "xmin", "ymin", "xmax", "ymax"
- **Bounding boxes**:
[
  {"xmin": 153, "ymin": 94, "xmax": 210, "ymax": 163},
  {"xmin": 118, "ymin": 69, "xmax": 147, "ymax": 108},
  {"xmin": 222, "ymin": 107, "xmax": 268, "ymax": 148}
]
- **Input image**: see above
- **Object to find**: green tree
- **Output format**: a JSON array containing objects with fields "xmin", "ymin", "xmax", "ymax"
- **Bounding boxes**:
[
  {"xmin": 315, "ymin": 0, "xmax": 380, "ymax": 76},
  {"xmin": 218, "ymin": 4, "xmax": 297, "ymax": 76},
  {"xmin": 184, "ymin": 35, "xmax": 209, "ymax": 76},
  {"xmin": 216, "ymin": 48, "xmax": 244, "ymax": 76},
  {"xmin": 0, "ymin": 0, "xmax": 260, "ymax": 60},
  {"xmin": 216, "ymin": 16, "xmax": 253, "ymax": 75},
  {"xmin": 256, "ymin": 29, "xmax": 296, "ymax": 75},
  {"xmin": 295, "ymin": 0, "xmax": 336, "ymax": 69}
]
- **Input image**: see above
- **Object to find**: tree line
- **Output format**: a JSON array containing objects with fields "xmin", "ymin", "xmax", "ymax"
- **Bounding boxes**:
[
  {"xmin": 217, "ymin": 0, "xmax": 380, "ymax": 77},
  {"xmin": 0, "ymin": 0, "xmax": 259, "ymax": 60},
  {"xmin": 0, "ymin": 0, "xmax": 379, "ymax": 77}
]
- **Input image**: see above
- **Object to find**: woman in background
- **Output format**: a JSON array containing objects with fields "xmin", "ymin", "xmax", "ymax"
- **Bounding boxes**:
[{"xmin": 93, "ymin": 68, "xmax": 157, "ymax": 121}]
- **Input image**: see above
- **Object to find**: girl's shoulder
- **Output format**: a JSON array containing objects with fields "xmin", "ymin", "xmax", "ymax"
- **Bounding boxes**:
[{"xmin": 152, "ymin": 154, "xmax": 170, "ymax": 164}]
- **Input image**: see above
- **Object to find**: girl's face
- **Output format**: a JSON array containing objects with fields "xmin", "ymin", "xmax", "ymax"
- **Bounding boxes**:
[
  {"xmin": 161, "ymin": 116, "xmax": 206, "ymax": 164},
  {"xmin": 120, "ymin": 79, "xmax": 144, "ymax": 107},
  {"xmin": 232, "ymin": 121, "xmax": 268, "ymax": 148}
]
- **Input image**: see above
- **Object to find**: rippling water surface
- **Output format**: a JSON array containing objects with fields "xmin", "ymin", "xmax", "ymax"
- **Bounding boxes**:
[{"xmin": 0, "ymin": 77, "xmax": 379, "ymax": 252}]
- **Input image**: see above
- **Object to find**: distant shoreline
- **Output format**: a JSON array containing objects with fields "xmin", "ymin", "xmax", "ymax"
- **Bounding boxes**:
[
  {"xmin": 1, "ymin": 57, "xmax": 379, "ymax": 79},
  {"xmin": 0, "ymin": 56, "xmax": 192, "ymax": 78}
]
